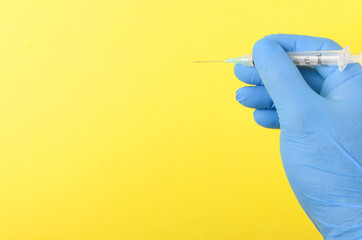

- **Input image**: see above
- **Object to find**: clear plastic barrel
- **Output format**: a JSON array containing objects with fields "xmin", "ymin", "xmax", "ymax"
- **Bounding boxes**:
[{"xmin": 287, "ymin": 50, "xmax": 341, "ymax": 67}]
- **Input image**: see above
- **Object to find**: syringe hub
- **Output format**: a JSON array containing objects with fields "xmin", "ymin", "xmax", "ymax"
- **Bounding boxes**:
[{"xmin": 338, "ymin": 46, "xmax": 362, "ymax": 71}]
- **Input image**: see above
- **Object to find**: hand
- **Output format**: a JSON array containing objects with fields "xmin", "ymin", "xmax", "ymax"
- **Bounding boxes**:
[{"xmin": 234, "ymin": 34, "xmax": 362, "ymax": 240}]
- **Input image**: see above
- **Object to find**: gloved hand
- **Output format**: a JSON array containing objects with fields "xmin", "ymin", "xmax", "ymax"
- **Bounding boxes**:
[{"xmin": 234, "ymin": 34, "xmax": 362, "ymax": 240}]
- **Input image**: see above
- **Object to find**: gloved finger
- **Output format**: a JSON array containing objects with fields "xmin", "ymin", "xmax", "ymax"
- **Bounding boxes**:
[
  {"xmin": 234, "ymin": 64, "xmax": 263, "ymax": 85},
  {"xmin": 235, "ymin": 67, "xmax": 324, "ymax": 110},
  {"xmin": 264, "ymin": 34, "xmax": 342, "ymax": 79},
  {"xmin": 253, "ymin": 109, "xmax": 280, "ymax": 129},
  {"xmin": 236, "ymin": 86, "xmax": 274, "ymax": 109},
  {"xmin": 253, "ymin": 38, "xmax": 320, "ymax": 111},
  {"xmin": 234, "ymin": 64, "xmax": 323, "ymax": 91}
]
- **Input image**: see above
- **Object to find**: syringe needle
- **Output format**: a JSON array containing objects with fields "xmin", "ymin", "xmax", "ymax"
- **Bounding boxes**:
[{"xmin": 193, "ymin": 60, "xmax": 225, "ymax": 63}]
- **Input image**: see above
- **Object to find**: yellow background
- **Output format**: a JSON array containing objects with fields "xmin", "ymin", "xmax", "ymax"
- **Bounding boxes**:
[{"xmin": 0, "ymin": 0, "xmax": 361, "ymax": 239}]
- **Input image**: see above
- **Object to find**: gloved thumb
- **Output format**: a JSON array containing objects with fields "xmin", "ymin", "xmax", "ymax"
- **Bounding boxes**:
[{"xmin": 252, "ymin": 38, "xmax": 319, "ymax": 113}]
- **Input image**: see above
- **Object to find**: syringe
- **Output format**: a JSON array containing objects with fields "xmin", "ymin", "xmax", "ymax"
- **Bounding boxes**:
[{"xmin": 194, "ymin": 46, "xmax": 362, "ymax": 71}]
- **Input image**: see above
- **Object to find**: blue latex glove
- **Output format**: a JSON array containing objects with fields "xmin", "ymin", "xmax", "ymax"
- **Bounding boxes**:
[{"xmin": 235, "ymin": 34, "xmax": 362, "ymax": 240}]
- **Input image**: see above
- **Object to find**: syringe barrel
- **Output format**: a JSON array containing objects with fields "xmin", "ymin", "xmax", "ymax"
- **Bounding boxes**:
[
  {"xmin": 286, "ymin": 50, "xmax": 341, "ymax": 66},
  {"xmin": 234, "ymin": 51, "xmax": 342, "ymax": 67}
]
